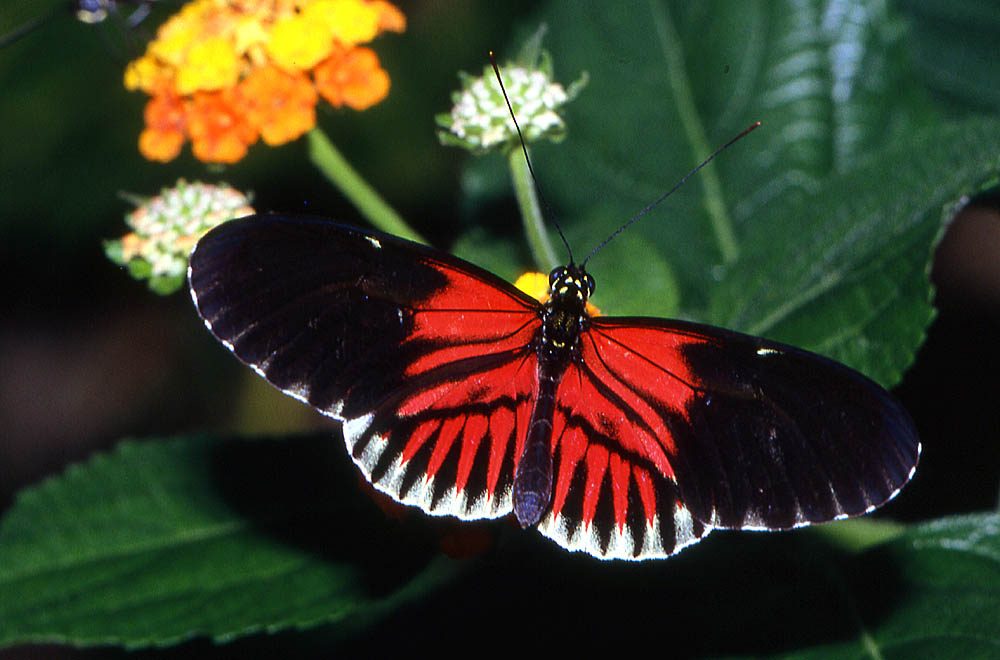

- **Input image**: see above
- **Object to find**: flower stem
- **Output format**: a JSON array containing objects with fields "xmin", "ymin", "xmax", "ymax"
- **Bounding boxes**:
[
  {"xmin": 307, "ymin": 128, "xmax": 425, "ymax": 243},
  {"xmin": 651, "ymin": 2, "xmax": 740, "ymax": 265},
  {"xmin": 507, "ymin": 147, "xmax": 558, "ymax": 270}
]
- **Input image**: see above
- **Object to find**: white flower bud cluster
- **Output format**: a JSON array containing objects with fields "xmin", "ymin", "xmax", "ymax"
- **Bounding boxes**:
[
  {"xmin": 106, "ymin": 180, "xmax": 254, "ymax": 293},
  {"xmin": 438, "ymin": 63, "xmax": 583, "ymax": 153}
]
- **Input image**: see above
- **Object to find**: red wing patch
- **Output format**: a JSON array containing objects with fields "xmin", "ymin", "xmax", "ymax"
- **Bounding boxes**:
[
  {"xmin": 536, "ymin": 320, "xmax": 713, "ymax": 560},
  {"xmin": 342, "ymin": 260, "xmax": 546, "ymax": 521},
  {"xmin": 552, "ymin": 317, "xmax": 920, "ymax": 543},
  {"xmin": 190, "ymin": 217, "xmax": 547, "ymax": 521}
]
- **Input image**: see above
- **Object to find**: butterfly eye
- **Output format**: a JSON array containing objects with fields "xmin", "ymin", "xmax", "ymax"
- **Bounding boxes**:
[
  {"xmin": 584, "ymin": 273, "xmax": 596, "ymax": 296},
  {"xmin": 549, "ymin": 267, "xmax": 566, "ymax": 289}
]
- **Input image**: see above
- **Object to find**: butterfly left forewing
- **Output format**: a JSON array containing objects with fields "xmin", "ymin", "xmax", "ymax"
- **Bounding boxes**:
[
  {"xmin": 189, "ymin": 215, "xmax": 544, "ymax": 521},
  {"xmin": 583, "ymin": 317, "xmax": 920, "ymax": 534}
]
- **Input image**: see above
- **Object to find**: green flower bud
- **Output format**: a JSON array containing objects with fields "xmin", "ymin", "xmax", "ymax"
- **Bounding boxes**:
[{"xmin": 105, "ymin": 180, "xmax": 254, "ymax": 294}]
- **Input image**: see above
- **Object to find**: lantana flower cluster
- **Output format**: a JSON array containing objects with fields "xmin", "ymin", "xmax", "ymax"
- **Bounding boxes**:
[
  {"xmin": 437, "ymin": 56, "xmax": 586, "ymax": 154},
  {"xmin": 104, "ymin": 180, "xmax": 254, "ymax": 294},
  {"xmin": 125, "ymin": 0, "xmax": 405, "ymax": 164}
]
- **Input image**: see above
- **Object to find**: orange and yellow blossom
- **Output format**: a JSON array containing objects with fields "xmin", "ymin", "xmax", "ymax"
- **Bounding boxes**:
[
  {"xmin": 124, "ymin": 0, "xmax": 405, "ymax": 164},
  {"xmin": 314, "ymin": 45, "xmax": 389, "ymax": 110},
  {"xmin": 186, "ymin": 89, "xmax": 259, "ymax": 164},
  {"xmin": 139, "ymin": 92, "xmax": 187, "ymax": 162},
  {"xmin": 237, "ymin": 65, "xmax": 318, "ymax": 145}
]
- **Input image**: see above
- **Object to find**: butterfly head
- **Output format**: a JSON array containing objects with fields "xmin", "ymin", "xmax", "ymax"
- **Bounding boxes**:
[{"xmin": 548, "ymin": 264, "xmax": 595, "ymax": 311}]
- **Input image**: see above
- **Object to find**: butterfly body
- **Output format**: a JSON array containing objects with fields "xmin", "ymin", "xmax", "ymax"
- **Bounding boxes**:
[
  {"xmin": 189, "ymin": 215, "xmax": 919, "ymax": 561},
  {"xmin": 512, "ymin": 265, "xmax": 593, "ymax": 527}
]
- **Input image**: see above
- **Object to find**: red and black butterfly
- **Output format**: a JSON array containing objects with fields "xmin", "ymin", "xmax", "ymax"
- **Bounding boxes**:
[{"xmin": 188, "ymin": 215, "xmax": 919, "ymax": 560}]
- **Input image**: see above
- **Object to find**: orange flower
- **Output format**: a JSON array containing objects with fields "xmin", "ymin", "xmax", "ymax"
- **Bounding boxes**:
[
  {"xmin": 124, "ymin": 0, "xmax": 405, "ymax": 163},
  {"xmin": 371, "ymin": 0, "xmax": 407, "ymax": 32},
  {"xmin": 138, "ymin": 92, "xmax": 187, "ymax": 162},
  {"xmin": 238, "ymin": 65, "xmax": 318, "ymax": 145},
  {"xmin": 186, "ymin": 90, "xmax": 258, "ymax": 164},
  {"xmin": 314, "ymin": 46, "xmax": 390, "ymax": 111}
]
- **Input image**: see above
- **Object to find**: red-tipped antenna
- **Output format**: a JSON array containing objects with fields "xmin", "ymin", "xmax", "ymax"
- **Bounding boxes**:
[{"xmin": 581, "ymin": 121, "xmax": 761, "ymax": 268}]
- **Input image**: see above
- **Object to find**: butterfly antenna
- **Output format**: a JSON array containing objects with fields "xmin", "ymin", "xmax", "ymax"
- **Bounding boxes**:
[
  {"xmin": 489, "ymin": 51, "xmax": 574, "ymax": 265},
  {"xmin": 581, "ymin": 121, "xmax": 761, "ymax": 268}
]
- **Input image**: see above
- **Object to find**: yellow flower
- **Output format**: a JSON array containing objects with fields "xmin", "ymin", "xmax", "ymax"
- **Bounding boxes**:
[
  {"xmin": 308, "ymin": 0, "xmax": 380, "ymax": 47},
  {"xmin": 267, "ymin": 13, "xmax": 336, "ymax": 72},
  {"xmin": 514, "ymin": 272, "xmax": 550, "ymax": 302},
  {"xmin": 176, "ymin": 36, "xmax": 241, "ymax": 94},
  {"xmin": 124, "ymin": 0, "xmax": 405, "ymax": 163},
  {"xmin": 149, "ymin": 2, "xmax": 209, "ymax": 68},
  {"xmin": 124, "ymin": 54, "xmax": 170, "ymax": 93},
  {"xmin": 514, "ymin": 271, "xmax": 602, "ymax": 316}
]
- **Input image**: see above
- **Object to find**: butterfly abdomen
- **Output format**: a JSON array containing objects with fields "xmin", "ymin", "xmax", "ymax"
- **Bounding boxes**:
[{"xmin": 513, "ymin": 365, "xmax": 562, "ymax": 527}]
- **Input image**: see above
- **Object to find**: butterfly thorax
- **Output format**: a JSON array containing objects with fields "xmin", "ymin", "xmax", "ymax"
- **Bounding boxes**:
[{"xmin": 537, "ymin": 265, "xmax": 594, "ymax": 365}]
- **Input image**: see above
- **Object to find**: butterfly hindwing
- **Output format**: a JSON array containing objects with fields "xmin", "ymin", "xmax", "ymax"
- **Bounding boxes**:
[
  {"xmin": 189, "ymin": 215, "xmax": 543, "ymax": 520},
  {"xmin": 533, "ymin": 319, "xmax": 713, "ymax": 560}
]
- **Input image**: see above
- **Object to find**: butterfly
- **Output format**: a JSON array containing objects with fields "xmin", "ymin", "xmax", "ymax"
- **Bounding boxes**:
[{"xmin": 188, "ymin": 214, "xmax": 920, "ymax": 561}]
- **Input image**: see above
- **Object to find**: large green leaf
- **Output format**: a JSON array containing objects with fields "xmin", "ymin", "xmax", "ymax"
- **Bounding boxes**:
[
  {"xmin": 464, "ymin": 0, "xmax": 935, "ymax": 304},
  {"xmin": 3, "ymin": 435, "xmax": 995, "ymax": 657},
  {"xmin": 723, "ymin": 513, "xmax": 1000, "ymax": 660},
  {"xmin": 709, "ymin": 117, "xmax": 1000, "ymax": 385},
  {"xmin": 455, "ymin": 1, "xmax": 1000, "ymax": 386},
  {"xmin": 0, "ymin": 435, "xmax": 456, "ymax": 649}
]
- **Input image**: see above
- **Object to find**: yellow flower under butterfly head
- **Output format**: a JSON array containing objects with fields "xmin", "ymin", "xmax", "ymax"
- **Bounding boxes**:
[
  {"xmin": 124, "ymin": 0, "xmax": 405, "ymax": 163},
  {"xmin": 515, "ymin": 272, "xmax": 601, "ymax": 316}
]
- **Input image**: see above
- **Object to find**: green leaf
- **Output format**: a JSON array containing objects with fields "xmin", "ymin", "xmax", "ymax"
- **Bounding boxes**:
[
  {"xmin": 451, "ymin": 1, "xmax": 1000, "ymax": 386},
  {"xmin": 462, "ymin": 0, "xmax": 935, "ymax": 302},
  {"xmin": 0, "ymin": 435, "xmax": 457, "ymax": 649},
  {"xmin": 2, "ymin": 436, "xmax": 996, "ymax": 656},
  {"xmin": 895, "ymin": 0, "xmax": 1000, "ymax": 114},
  {"xmin": 723, "ymin": 513, "xmax": 1000, "ymax": 660},
  {"xmin": 710, "ymin": 117, "xmax": 1000, "ymax": 386}
]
